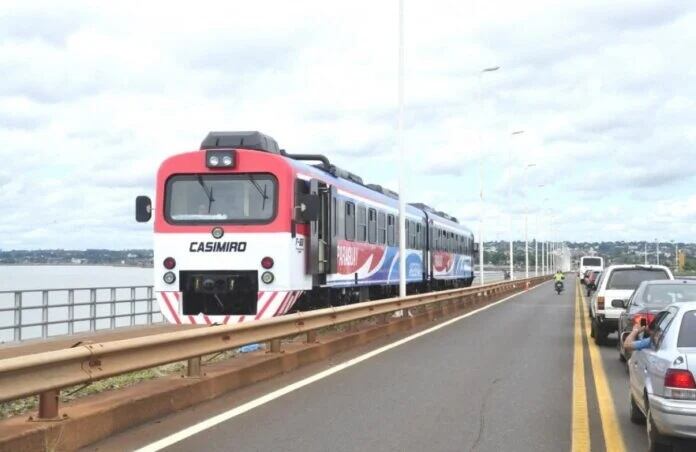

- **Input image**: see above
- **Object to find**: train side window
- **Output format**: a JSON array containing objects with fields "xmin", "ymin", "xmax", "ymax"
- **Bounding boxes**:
[
  {"xmin": 345, "ymin": 202, "xmax": 356, "ymax": 241},
  {"xmin": 387, "ymin": 214, "xmax": 395, "ymax": 246},
  {"xmin": 368, "ymin": 208, "xmax": 377, "ymax": 243},
  {"xmin": 415, "ymin": 223, "xmax": 422, "ymax": 249},
  {"xmin": 332, "ymin": 197, "xmax": 337, "ymax": 236},
  {"xmin": 377, "ymin": 212, "xmax": 386, "ymax": 244},
  {"xmin": 357, "ymin": 205, "xmax": 367, "ymax": 242}
]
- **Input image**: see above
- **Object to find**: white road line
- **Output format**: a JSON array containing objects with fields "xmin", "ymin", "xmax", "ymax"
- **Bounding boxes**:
[{"xmin": 136, "ymin": 281, "xmax": 549, "ymax": 452}]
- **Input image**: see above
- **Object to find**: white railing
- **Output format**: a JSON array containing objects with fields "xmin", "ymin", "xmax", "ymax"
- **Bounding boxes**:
[{"xmin": 0, "ymin": 286, "xmax": 162, "ymax": 343}]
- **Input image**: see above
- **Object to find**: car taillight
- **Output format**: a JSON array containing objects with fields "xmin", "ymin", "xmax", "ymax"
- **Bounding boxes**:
[
  {"xmin": 665, "ymin": 369, "xmax": 696, "ymax": 400},
  {"xmin": 163, "ymin": 257, "xmax": 176, "ymax": 269},
  {"xmin": 665, "ymin": 369, "xmax": 696, "ymax": 388},
  {"xmin": 597, "ymin": 296, "xmax": 605, "ymax": 310},
  {"xmin": 632, "ymin": 313, "xmax": 655, "ymax": 327},
  {"xmin": 261, "ymin": 256, "xmax": 274, "ymax": 269}
]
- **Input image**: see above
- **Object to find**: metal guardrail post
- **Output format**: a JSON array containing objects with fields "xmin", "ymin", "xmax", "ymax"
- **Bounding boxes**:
[
  {"xmin": 41, "ymin": 290, "xmax": 49, "ymax": 340},
  {"xmin": 110, "ymin": 288, "xmax": 117, "ymax": 330},
  {"xmin": 13, "ymin": 292, "xmax": 22, "ymax": 342},
  {"xmin": 147, "ymin": 287, "xmax": 154, "ymax": 325},
  {"xmin": 130, "ymin": 287, "xmax": 136, "ymax": 326},
  {"xmin": 89, "ymin": 289, "xmax": 97, "ymax": 332},
  {"xmin": 186, "ymin": 357, "xmax": 202, "ymax": 378},
  {"xmin": 38, "ymin": 389, "xmax": 60, "ymax": 420},
  {"xmin": 305, "ymin": 330, "xmax": 317, "ymax": 343},
  {"xmin": 268, "ymin": 338, "xmax": 282, "ymax": 353},
  {"xmin": 67, "ymin": 289, "xmax": 75, "ymax": 336}
]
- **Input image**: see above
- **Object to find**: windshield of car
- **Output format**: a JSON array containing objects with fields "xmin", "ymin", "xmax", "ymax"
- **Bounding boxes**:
[
  {"xmin": 606, "ymin": 269, "xmax": 670, "ymax": 290},
  {"xmin": 677, "ymin": 311, "xmax": 696, "ymax": 347},
  {"xmin": 165, "ymin": 174, "xmax": 276, "ymax": 223},
  {"xmin": 582, "ymin": 257, "xmax": 602, "ymax": 267},
  {"xmin": 636, "ymin": 284, "xmax": 696, "ymax": 307}
]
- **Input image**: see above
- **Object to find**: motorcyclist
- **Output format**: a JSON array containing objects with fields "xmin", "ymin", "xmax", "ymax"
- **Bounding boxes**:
[{"xmin": 554, "ymin": 270, "xmax": 565, "ymax": 293}]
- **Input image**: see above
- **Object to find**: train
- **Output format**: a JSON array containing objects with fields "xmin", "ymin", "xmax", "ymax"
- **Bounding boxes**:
[{"xmin": 135, "ymin": 131, "xmax": 477, "ymax": 325}]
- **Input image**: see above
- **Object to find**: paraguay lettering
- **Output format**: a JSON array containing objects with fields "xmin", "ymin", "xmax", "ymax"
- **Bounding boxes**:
[{"xmin": 189, "ymin": 241, "xmax": 247, "ymax": 252}]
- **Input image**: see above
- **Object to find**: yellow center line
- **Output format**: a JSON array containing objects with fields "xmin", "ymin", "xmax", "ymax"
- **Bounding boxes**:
[
  {"xmin": 578, "ymin": 283, "xmax": 627, "ymax": 452},
  {"xmin": 572, "ymin": 282, "xmax": 591, "ymax": 452}
]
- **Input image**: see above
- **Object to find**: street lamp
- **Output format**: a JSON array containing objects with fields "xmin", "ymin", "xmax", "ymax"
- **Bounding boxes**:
[
  {"xmin": 655, "ymin": 238, "xmax": 660, "ymax": 266},
  {"xmin": 477, "ymin": 65, "xmax": 500, "ymax": 286},
  {"xmin": 509, "ymin": 130, "xmax": 525, "ymax": 280},
  {"xmin": 535, "ymin": 184, "xmax": 545, "ymax": 276},
  {"xmin": 524, "ymin": 163, "xmax": 537, "ymax": 279},
  {"xmin": 674, "ymin": 240, "xmax": 679, "ymax": 273},
  {"xmin": 397, "ymin": 0, "xmax": 406, "ymax": 297}
]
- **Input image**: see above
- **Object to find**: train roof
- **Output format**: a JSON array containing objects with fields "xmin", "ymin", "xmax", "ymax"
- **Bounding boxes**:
[{"xmin": 198, "ymin": 130, "xmax": 469, "ymax": 230}]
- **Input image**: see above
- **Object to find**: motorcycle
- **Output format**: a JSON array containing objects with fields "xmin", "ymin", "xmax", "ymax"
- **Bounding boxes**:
[{"xmin": 555, "ymin": 281, "xmax": 564, "ymax": 294}]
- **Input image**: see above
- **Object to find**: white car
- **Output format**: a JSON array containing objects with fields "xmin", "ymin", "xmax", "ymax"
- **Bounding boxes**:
[
  {"xmin": 629, "ymin": 302, "xmax": 696, "ymax": 451},
  {"xmin": 590, "ymin": 264, "xmax": 673, "ymax": 345}
]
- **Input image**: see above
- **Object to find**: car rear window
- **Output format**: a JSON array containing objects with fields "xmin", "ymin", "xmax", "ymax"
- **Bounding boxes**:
[
  {"xmin": 606, "ymin": 269, "xmax": 670, "ymax": 290},
  {"xmin": 677, "ymin": 311, "xmax": 696, "ymax": 347},
  {"xmin": 583, "ymin": 258, "xmax": 602, "ymax": 267},
  {"xmin": 639, "ymin": 284, "xmax": 696, "ymax": 307}
]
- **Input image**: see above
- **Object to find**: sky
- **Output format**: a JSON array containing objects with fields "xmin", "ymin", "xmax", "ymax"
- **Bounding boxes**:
[{"xmin": 1, "ymin": 0, "xmax": 695, "ymax": 250}]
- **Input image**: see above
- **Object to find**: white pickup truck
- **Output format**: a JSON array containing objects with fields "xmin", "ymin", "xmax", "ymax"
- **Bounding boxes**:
[{"xmin": 589, "ymin": 264, "xmax": 673, "ymax": 345}]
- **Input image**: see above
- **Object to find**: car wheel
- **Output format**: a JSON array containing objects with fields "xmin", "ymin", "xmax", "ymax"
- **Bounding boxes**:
[
  {"xmin": 630, "ymin": 393, "xmax": 645, "ymax": 424},
  {"xmin": 647, "ymin": 405, "xmax": 672, "ymax": 452},
  {"xmin": 593, "ymin": 320, "xmax": 607, "ymax": 345}
]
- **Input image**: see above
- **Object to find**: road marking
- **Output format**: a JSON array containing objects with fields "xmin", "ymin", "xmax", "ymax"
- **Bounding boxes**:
[
  {"xmin": 572, "ymin": 283, "xmax": 590, "ymax": 452},
  {"xmin": 580, "ymin": 286, "xmax": 627, "ymax": 452},
  {"xmin": 135, "ymin": 281, "xmax": 550, "ymax": 452}
]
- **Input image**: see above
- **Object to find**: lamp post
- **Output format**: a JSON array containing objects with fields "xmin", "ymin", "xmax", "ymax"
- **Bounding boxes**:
[
  {"xmin": 535, "ymin": 184, "xmax": 545, "ymax": 276},
  {"xmin": 509, "ymin": 130, "xmax": 524, "ymax": 279},
  {"xmin": 656, "ymin": 238, "xmax": 660, "ymax": 266},
  {"xmin": 397, "ymin": 0, "xmax": 406, "ymax": 297},
  {"xmin": 674, "ymin": 240, "xmax": 679, "ymax": 273},
  {"xmin": 523, "ymin": 163, "xmax": 536, "ymax": 279},
  {"xmin": 477, "ymin": 66, "xmax": 500, "ymax": 285}
]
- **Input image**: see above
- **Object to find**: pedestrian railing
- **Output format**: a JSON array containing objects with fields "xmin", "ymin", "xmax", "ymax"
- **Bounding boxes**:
[{"xmin": 0, "ymin": 286, "xmax": 162, "ymax": 343}]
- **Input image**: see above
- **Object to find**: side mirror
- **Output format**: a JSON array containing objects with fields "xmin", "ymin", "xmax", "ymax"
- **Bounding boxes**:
[
  {"xmin": 295, "ymin": 194, "xmax": 320, "ymax": 223},
  {"xmin": 611, "ymin": 299, "xmax": 625, "ymax": 308},
  {"xmin": 135, "ymin": 196, "xmax": 152, "ymax": 223}
]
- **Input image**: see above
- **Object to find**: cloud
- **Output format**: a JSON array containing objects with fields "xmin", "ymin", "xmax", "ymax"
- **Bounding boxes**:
[{"xmin": 1, "ymin": 0, "xmax": 696, "ymax": 248}]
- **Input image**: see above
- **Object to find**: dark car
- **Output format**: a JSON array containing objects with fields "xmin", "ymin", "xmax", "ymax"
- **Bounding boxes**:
[{"xmin": 617, "ymin": 279, "xmax": 696, "ymax": 361}]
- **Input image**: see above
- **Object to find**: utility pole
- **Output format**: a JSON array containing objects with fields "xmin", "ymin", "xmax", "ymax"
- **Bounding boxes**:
[
  {"xmin": 656, "ymin": 239, "xmax": 660, "ymax": 266},
  {"xmin": 644, "ymin": 242, "xmax": 648, "ymax": 265}
]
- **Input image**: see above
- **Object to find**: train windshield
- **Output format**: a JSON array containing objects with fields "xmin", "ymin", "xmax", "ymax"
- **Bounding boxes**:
[{"xmin": 165, "ymin": 174, "xmax": 276, "ymax": 223}]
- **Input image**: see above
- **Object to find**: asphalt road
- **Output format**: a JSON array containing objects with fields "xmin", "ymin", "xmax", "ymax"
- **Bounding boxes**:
[{"xmin": 88, "ymin": 276, "xmax": 692, "ymax": 452}]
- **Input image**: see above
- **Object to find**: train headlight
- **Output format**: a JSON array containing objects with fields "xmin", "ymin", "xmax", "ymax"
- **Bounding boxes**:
[
  {"xmin": 163, "ymin": 257, "xmax": 176, "ymax": 269},
  {"xmin": 163, "ymin": 271, "xmax": 176, "ymax": 284},
  {"xmin": 261, "ymin": 271, "xmax": 274, "ymax": 284},
  {"xmin": 211, "ymin": 227, "xmax": 224, "ymax": 239},
  {"xmin": 206, "ymin": 150, "xmax": 236, "ymax": 169}
]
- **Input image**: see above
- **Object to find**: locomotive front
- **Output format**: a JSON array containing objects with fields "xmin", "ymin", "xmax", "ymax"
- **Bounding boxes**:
[{"xmin": 136, "ymin": 131, "xmax": 312, "ymax": 325}]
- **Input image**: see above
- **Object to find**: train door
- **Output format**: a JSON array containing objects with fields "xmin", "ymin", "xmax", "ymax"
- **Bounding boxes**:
[{"xmin": 307, "ymin": 179, "xmax": 337, "ymax": 283}]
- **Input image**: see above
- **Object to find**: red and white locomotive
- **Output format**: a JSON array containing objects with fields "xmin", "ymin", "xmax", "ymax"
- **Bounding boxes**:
[{"xmin": 136, "ymin": 131, "xmax": 476, "ymax": 325}]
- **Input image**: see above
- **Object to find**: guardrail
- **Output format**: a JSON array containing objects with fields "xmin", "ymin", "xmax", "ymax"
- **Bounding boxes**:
[
  {"xmin": 0, "ymin": 276, "xmax": 548, "ymax": 420},
  {"xmin": 0, "ymin": 286, "xmax": 162, "ymax": 343}
]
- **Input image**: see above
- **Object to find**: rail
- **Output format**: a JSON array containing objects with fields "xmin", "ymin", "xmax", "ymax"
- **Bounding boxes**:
[
  {"xmin": 0, "ymin": 286, "xmax": 162, "ymax": 343},
  {"xmin": 0, "ymin": 276, "xmax": 549, "ymax": 419}
]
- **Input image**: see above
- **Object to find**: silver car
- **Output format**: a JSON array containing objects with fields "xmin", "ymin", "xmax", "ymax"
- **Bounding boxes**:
[{"xmin": 629, "ymin": 301, "xmax": 696, "ymax": 451}]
